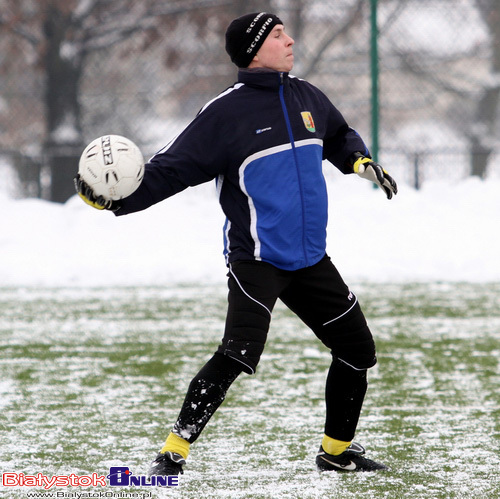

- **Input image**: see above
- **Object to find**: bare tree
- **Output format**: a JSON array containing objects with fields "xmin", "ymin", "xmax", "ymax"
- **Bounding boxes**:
[
  {"xmin": 470, "ymin": 0, "xmax": 500, "ymax": 178},
  {"xmin": 366, "ymin": 0, "xmax": 497, "ymax": 181},
  {"xmin": 0, "ymin": 0, "xmax": 240, "ymax": 202},
  {"xmin": 300, "ymin": 0, "xmax": 364, "ymax": 79}
]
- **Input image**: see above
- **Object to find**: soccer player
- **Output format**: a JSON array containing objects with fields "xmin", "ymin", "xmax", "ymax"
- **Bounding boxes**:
[{"xmin": 75, "ymin": 12, "xmax": 397, "ymax": 474}]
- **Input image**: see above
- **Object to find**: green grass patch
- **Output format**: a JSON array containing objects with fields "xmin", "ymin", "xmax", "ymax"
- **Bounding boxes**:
[{"xmin": 0, "ymin": 283, "xmax": 498, "ymax": 498}]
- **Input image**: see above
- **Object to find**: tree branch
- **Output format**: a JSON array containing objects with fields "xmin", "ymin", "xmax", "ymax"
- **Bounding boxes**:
[
  {"xmin": 80, "ymin": 0, "xmax": 233, "ymax": 53},
  {"xmin": 301, "ymin": 0, "xmax": 364, "ymax": 79},
  {"xmin": 0, "ymin": 13, "xmax": 40, "ymax": 46}
]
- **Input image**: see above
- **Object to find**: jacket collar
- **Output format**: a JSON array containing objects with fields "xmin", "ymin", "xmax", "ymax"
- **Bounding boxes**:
[{"xmin": 238, "ymin": 68, "xmax": 289, "ymax": 90}]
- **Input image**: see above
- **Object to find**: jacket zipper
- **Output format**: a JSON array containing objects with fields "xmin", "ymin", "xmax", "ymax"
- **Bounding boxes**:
[{"xmin": 278, "ymin": 72, "xmax": 309, "ymax": 267}]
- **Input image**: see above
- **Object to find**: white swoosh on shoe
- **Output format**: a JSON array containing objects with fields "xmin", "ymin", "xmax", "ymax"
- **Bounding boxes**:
[{"xmin": 320, "ymin": 456, "xmax": 357, "ymax": 471}]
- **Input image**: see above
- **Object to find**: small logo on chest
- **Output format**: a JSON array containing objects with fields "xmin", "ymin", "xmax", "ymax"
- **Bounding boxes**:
[
  {"xmin": 255, "ymin": 127, "xmax": 272, "ymax": 135},
  {"xmin": 301, "ymin": 111, "xmax": 316, "ymax": 133}
]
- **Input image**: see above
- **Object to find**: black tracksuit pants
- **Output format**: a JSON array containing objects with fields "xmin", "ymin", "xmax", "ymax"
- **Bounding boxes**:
[{"xmin": 172, "ymin": 255, "xmax": 377, "ymax": 444}]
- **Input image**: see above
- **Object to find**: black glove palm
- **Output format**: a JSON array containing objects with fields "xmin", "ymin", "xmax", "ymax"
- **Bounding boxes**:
[{"xmin": 74, "ymin": 174, "xmax": 120, "ymax": 211}]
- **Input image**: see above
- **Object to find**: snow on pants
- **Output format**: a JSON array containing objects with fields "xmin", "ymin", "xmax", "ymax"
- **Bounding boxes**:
[{"xmin": 174, "ymin": 254, "xmax": 377, "ymax": 443}]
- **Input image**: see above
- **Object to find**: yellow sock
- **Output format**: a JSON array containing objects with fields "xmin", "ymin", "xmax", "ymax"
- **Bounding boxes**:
[
  {"xmin": 160, "ymin": 432, "xmax": 190, "ymax": 460},
  {"xmin": 322, "ymin": 435, "xmax": 351, "ymax": 456}
]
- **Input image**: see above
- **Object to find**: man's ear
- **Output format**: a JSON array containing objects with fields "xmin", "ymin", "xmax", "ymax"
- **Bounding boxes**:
[{"xmin": 248, "ymin": 54, "xmax": 260, "ymax": 68}]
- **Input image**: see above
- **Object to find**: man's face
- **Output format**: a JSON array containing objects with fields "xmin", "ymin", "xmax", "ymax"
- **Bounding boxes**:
[{"xmin": 249, "ymin": 25, "xmax": 295, "ymax": 72}]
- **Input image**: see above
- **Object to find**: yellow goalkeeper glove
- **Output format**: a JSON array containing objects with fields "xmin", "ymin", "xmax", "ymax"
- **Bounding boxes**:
[{"xmin": 351, "ymin": 153, "xmax": 398, "ymax": 200}]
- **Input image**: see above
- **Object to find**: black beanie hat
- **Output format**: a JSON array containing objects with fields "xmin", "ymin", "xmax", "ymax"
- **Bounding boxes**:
[{"xmin": 225, "ymin": 12, "xmax": 284, "ymax": 68}]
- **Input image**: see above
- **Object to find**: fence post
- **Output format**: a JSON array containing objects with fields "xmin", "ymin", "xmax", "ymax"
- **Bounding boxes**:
[
  {"xmin": 413, "ymin": 152, "xmax": 421, "ymax": 190},
  {"xmin": 370, "ymin": 0, "xmax": 379, "ymax": 163}
]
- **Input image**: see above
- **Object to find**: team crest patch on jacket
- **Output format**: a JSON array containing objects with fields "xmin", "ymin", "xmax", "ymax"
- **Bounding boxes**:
[{"xmin": 301, "ymin": 111, "xmax": 316, "ymax": 132}]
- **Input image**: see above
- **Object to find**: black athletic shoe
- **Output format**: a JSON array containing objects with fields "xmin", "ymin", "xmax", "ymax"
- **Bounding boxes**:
[
  {"xmin": 316, "ymin": 442, "xmax": 388, "ymax": 472},
  {"xmin": 148, "ymin": 451, "xmax": 186, "ymax": 477}
]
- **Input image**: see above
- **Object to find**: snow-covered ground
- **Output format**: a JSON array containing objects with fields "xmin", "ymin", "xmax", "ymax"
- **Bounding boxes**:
[{"xmin": 1, "ymin": 172, "xmax": 499, "ymax": 287}]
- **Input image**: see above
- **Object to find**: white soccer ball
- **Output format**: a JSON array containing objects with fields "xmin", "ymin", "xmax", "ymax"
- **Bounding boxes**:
[{"xmin": 78, "ymin": 135, "xmax": 145, "ymax": 201}]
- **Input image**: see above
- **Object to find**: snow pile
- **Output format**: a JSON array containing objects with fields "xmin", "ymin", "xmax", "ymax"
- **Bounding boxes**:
[{"xmin": 1, "ymin": 174, "xmax": 499, "ymax": 287}]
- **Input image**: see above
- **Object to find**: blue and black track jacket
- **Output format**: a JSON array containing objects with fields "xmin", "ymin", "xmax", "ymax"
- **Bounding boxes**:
[{"xmin": 116, "ymin": 69, "xmax": 369, "ymax": 271}]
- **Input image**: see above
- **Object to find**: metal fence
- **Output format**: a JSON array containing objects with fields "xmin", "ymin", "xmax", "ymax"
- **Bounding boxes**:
[{"xmin": 0, "ymin": 0, "xmax": 498, "ymax": 200}]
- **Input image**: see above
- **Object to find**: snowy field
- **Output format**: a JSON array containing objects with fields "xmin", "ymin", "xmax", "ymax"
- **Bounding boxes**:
[
  {"xmin": 0, "ymin": 172, "xmax": 499, "ymax": 498},
  {"xmin": 0, "ymin": 283, "xmax": 498, "ymax": 498}
]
